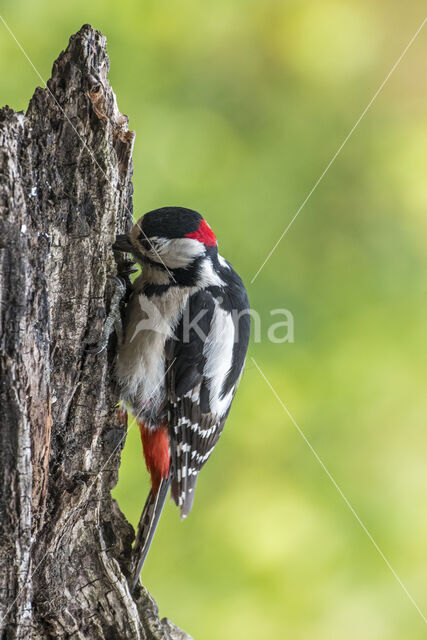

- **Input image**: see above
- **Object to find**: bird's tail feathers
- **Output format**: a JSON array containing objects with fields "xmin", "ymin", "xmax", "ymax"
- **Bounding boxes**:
[
  {"xmin": 131, "ymin": 475, "xmax": 171, "ymax": 590},
  {"xmin": 171, "ymin": 472, "xmax": 198, "ymax": 519}
]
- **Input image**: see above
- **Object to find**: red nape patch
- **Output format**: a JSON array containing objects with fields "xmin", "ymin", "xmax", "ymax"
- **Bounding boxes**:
[
  {"xmin": 185, "ymin": 219, "xmax": 217, "ymax": 247},
  {"xmin": 138, "ymin": 422, "xmax": 170, "ymax": 494}
]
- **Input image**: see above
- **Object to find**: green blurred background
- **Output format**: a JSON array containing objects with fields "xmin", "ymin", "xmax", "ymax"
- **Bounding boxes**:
[{"xmin": 2, "ymin": 2, "xmax": 427, "ymax": 637}]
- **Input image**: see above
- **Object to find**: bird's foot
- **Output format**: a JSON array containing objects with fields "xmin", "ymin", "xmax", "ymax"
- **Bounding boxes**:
[{"xmin": 87, "ymin": 275, "xmax": 127, "ymax": 354}]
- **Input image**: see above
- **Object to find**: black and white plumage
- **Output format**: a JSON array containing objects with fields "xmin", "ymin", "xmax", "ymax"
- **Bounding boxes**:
[{"xmin": 113, "ymin": 206, "xmax": 250, "ymax": 586}]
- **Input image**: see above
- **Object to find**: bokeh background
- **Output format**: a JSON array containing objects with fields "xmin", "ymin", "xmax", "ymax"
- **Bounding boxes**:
[{"xmin": 2, "ymin": 2, "xmax": 427, "ymax": 638}]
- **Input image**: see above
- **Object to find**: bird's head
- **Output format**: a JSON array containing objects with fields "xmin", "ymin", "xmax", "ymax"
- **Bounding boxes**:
[{"xmin": 114, "ymin": 207, "xmax": 217, "ymax": 276}]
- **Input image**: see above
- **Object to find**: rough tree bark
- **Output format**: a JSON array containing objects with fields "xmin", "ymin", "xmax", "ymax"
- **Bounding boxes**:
[{"xmin": 0, "ymin": 24, "xmax": 191, "ymax": 640}]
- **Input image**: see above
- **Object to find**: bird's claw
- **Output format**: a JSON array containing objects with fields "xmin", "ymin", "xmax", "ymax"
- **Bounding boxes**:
[
  {"xmin": 86, "ymin": 274, "xmax": 127, "ymax": 355},
  {"xmin": 86, "ymin": 341, "xmax": 107, "ymax": 355}
]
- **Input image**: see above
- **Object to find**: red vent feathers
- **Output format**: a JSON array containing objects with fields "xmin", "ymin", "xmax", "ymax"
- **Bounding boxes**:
[{"xmin": 139, "ymin": 422, "xmax": 170, "ymax": 493}]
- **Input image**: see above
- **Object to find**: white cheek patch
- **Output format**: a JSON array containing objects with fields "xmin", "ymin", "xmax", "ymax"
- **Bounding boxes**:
[{"xmin": 152, "ymin": 237, "xmax": 205, "ymax": 269}]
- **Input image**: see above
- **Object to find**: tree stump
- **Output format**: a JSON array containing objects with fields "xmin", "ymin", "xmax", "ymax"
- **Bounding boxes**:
[{"xmin": 0, "ymin": 24, "xmax": 191, "ymax": 640}]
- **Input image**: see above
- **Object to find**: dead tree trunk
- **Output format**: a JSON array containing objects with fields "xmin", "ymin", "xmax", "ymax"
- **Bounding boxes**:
[{"xmin": 0, "ymin": 24, "xmax": 191, "ymax": 640}]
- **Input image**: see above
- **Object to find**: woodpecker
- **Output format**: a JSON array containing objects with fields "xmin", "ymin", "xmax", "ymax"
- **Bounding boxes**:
[{"xmin": 111, "ymin": 206, "xmax": 250, "ymax": 588}]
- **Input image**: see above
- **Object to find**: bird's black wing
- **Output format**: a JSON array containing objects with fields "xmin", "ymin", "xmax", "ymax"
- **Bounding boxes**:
[{"xmin": 165, "ymin": 288, "xmax": 233, "ymax": 517}]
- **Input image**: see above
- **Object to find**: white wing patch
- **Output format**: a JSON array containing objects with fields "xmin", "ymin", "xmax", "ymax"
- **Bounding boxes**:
[{"xmin": 203, "ymin": 300, "xmax": 236, "ymax": 417}]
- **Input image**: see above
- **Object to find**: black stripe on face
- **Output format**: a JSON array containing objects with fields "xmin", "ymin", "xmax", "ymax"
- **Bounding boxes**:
[{"xmin": 143, "ymin": 283, "xmax": 173, "ymax": 297}]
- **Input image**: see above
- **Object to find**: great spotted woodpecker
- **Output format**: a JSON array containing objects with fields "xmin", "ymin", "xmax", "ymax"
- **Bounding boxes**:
[{"xmin": 111, "ymin": 206, "xmax": 250, "ymax": 588}]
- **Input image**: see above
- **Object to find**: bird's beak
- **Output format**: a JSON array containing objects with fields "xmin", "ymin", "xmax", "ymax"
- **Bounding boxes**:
[{"xmin": 113, "ymin": 234, "xmax": 134, "ymax": 253}]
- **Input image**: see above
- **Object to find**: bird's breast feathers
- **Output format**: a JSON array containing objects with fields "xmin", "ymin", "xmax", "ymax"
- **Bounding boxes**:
[
  {"xmin": 116, "ymin": 255, "xmax": 249, "ymax": 429},
  {"xmin": 116, "ymin": 283, "xmax": 191, "ymax": 419}
]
